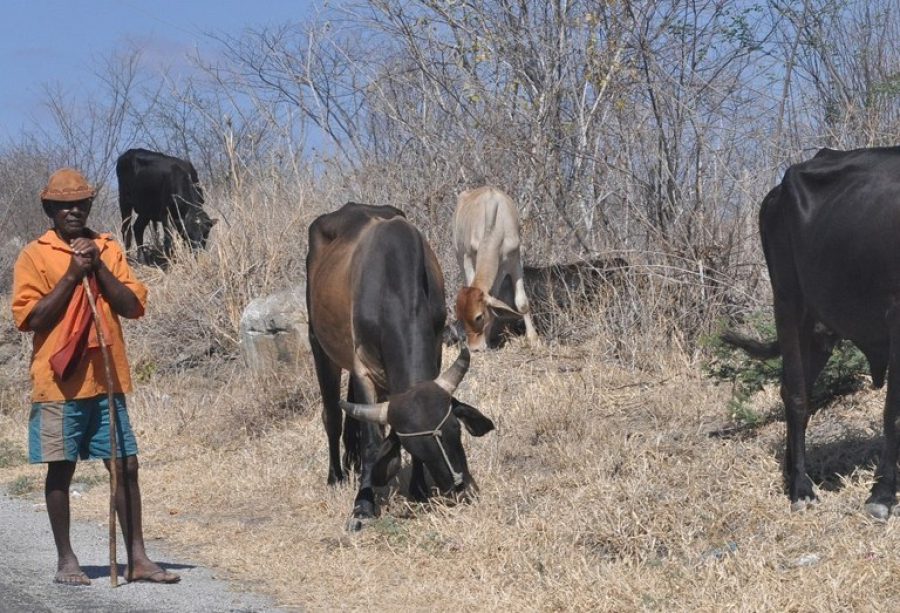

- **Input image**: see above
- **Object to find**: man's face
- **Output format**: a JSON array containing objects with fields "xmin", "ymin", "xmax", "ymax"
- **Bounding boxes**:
[{"xmin": 45, "ymin": 198, "xmax": 92, "ymax": 242}]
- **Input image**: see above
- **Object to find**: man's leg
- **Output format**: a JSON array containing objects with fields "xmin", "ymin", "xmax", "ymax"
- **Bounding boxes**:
[
  {"xmin": 46, "ymin": 460, "xmax": 90, "ymax": 585},
  {"xmin": 105, "ymin": 455, "xmax": 179, "ymax": 583}
]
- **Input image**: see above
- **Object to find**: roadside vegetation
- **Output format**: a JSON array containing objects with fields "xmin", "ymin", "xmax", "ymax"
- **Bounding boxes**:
[{"xmin": 3, "ymin": 1, "xmax": 900, "ymax": 610}]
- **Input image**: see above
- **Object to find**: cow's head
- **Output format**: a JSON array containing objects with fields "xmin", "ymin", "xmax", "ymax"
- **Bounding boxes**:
[
  {"xmin": 454, "ymin": 286, "xmax": 522, "ymax": 351},
  {"xmin": 190, "ymin": 180, "xmax": 205, "ymax": 206},
  {"xmin": 340, "ymin": 345, "xmax": 494, "ymax": 496},
  {"xmin": 181, "ymin": 205, "xmax": 217, "ymax": 250}
]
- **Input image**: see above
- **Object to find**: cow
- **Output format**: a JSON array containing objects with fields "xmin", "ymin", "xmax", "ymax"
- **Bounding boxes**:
[
  {"xmin": 448, "ymin": 256, "xmax": 630, "ymax": 342},
  {"xmin": 453, "ymin": 186, "xmax": 538, "ymax": 350},
  {"xmin": 306, "ymin": 202, "xmax": 495, "ymax": 530},
  {"xmin": 522, "ymin": 257, "xmax": 629, "ymax": 314},
  {"xmin": 116, "ymin": 148, "xmax": 215, "ymax": 264},
  {"xmin": 750, "ymin": 146, "xmax": 900, "ymax": 519}
]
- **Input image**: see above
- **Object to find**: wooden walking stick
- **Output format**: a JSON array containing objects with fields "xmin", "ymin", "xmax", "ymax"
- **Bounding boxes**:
[{"xmin": 82, "ymin": 275, "xmax": 119, "ymax": 587}]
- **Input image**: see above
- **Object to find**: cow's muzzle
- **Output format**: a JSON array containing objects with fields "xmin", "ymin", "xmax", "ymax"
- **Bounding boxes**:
[{"xmin": 395, "ymin": 405, "xmax": 465, "ymax": 488}]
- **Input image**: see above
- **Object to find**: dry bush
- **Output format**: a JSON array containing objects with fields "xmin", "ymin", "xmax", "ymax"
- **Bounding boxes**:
[
  {"xmin": 499, "ymin": 251, "xmax": 747, "ymax": 373},
  {"xmin": 0, "ymin": 297, "xmax": 31, "ymax": 418},
  {"xmin": 124, "ymin": 174, "xmax": 326, "ymax": 372}
]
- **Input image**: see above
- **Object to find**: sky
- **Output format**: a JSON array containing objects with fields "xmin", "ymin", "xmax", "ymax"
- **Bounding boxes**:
[{"xmin": 0, "ymin": 0, "xmax": 321, "ymax": 139}]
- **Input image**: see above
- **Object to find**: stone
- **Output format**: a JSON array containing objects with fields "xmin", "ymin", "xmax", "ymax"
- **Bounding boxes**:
[{"xmin": 239, "ymin": 286, "xmax": 309, "ymax": 371}]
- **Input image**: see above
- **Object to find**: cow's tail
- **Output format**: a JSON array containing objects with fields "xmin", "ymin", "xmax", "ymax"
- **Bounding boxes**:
[
  {"xmin": 487, "ymin": 195, "xmax": 500, "ymax": 232},
  {"xmin": 718, "ymin": 329, "xmax": 780, "ymax": 360}
]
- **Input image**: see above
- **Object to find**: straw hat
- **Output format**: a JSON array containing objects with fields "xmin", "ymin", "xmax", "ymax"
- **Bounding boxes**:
[{"xmin": 39, "ymin": 168, "xmax": 95, "ymax": 202}]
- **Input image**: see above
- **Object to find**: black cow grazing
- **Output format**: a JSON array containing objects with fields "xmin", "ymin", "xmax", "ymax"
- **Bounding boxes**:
[
  {"xmin": 522, "ymin": 257, "xmax": 629, "ymax": 313},
  {"xmin": 755, "ymin": 146, "xmax": 900, "ymax": 519},
  {"xmin": 116, "ymin": 148, "xmax": 215, "ymax": 264},
  {"xmin": 306, "ymin": 202, "xmax": 494, "ymax": 530}
]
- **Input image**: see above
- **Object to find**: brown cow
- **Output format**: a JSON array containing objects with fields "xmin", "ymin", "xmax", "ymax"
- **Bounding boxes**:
[
  {"xmin": 306, "ymin": 202, "xmax": 494, "ymax": 530},
  {"xmin": 453, "ymin": 187, "xmax": 538, "ymax": 350}
]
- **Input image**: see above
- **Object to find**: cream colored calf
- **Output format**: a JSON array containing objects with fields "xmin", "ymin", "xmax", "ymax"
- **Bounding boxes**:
[{"xmin": 453, "ymin": 186, "xmax": 538, "ymax": 350}]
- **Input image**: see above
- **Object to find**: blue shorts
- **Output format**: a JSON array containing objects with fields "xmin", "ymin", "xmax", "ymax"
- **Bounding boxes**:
[{"xmin": 28, "ymin": 394, "xmax": 138, "ymax": 463}]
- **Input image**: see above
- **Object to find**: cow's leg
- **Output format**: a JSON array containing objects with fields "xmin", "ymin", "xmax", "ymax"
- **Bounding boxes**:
[
  {"xmin": 120, "ymin": 213, "xmax": 133, "ymax": 253},
  {"xmin": 347, "ymin": 375, "xmax": 383, "ymax": 531},
  {"xmin": 791, "ymin": 316, "xmax": 836, "ymax": 501},
  {"xmin": 409, "ymin": 459, "xmax": 429, "ymax": 502},
  {"xmin": 342, "ymin": 385, "xmax": 362, "ymax": 476},
  {"xmin": 773, "ymin": 299, "xmax": 817, "ymax": 510},
  {"xmin": 372, "ymin": 431, "xmax": 401, "ymax": 487},
  {"xmin": 308, "ymin": 334, "xmax": 345, "ymax": 486},
  {"xmin": 779, "ymin": 311, "xmax": 836, "ymax": 510},
  {"xmin": 132, "ymin": 215, "xmax": 150, "ymax": 266},
  {"xmin": 866, "ymin": 308, "xmax": 900, "ymax": 519},
  {"xmin": 511, "ymin": 259, "xmax": 538, "ymax": 343}
]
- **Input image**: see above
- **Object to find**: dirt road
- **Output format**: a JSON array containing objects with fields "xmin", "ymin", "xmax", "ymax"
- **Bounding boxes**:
[{"xmin": 1, "ymin": 487, "xmax": 281, "ymax": 613}]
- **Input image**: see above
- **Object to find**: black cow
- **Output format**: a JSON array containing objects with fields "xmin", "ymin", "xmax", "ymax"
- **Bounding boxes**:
[
  {"xmin": 755, "ymin": 146, "xmax": 900, "ymax": 519},
  {"xmin": 116, "ymin": 148, "xmax": 215, "ymax": 264},
  {"xmin": 522, "ymin": 257, "xmax": 629, "ymax": 313},
  {"xmin": 306, "ymin": 202, "xmax": 494, "ymax": 530}
]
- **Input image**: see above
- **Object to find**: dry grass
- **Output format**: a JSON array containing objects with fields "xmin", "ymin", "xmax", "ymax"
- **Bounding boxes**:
[{"xmin": 3, "ymin": 182, "xmax": 900, "ymax": 612}]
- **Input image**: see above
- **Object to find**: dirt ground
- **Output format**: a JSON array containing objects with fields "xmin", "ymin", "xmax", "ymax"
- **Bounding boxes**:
[{"xmin": 2, "ymin": 306, "xmax": 899, "ymax": 612}]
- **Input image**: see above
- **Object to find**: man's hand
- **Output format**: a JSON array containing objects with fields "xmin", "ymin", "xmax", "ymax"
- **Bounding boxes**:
[{"xmin": 68, "ymin": 237, "xmax": 99, "ymax": 279}]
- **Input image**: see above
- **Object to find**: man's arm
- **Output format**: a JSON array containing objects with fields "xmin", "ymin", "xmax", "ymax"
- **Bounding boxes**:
[
  {"xmin": 22, "ymin": 265, "xmax": 81, "ymax": 332},
  {"xmin": 25, "ymin": 236, "xmax": 141, "ymax": 331},
  {"xmin": 23, "ymin": 241, "xmax": 96, "ymax": 331},
  {"xmin": 71, "ymin": 236, "xmax": 142, "ymax": 319},
  {"xmin": 93, "ymin": 259, "xmax": 142, "ymax": 318}
]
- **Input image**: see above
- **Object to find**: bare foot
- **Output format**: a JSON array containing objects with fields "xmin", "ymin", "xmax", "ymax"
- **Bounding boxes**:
[
  {"xmin": 126, "ymin": 563, "xmax": 180, "ymax": 584},
  {"xmin": 54, "ymin": 568, "xmax": 91, "ymax": 586}
]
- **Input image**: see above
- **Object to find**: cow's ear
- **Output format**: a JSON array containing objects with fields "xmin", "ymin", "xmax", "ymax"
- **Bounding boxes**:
[
  {"xmin": 485, "ymin": 296, "xmax": 521, "ymax": 318},
  {"xmin": 451, "ymin": 398, "xmax": 495, "ymax": 436},
  {"xmin": 210, "ymin": 218, "xmax": 219, "ymax": 226},
  {"xmin": 373, "ymin": 434, "xmax": 401, "ymax": 486}
]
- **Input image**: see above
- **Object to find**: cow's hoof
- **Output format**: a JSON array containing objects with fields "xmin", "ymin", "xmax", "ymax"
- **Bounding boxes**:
[
  {"xmin": 864, "ymin": 502, "xmax": 891, "ymax": 521},
  {"xmin": 327, "ymin": 472, "xmax": 344, "ymax": 486},
  {"xmin": 790, "ymin": 497, "xmax": 817, "ymax": 512},
  {"xmin": 345, "ymin": 516, "xmax": 371, "ymax": 532},
  {"xmin": 409, "ymin": 482, "xmax": 429, "ymax": 503},
  {"xmin": 346, "ymin": 500, "xmax": 376, "ymax": 531}
]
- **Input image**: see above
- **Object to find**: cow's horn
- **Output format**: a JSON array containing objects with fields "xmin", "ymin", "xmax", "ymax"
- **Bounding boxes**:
[
  {"xmin": 486, "ymin": 295, "xmax": 522, "ymax": 317},
  {"xmin": 339, "ymin": 400, "xmax": 389, "ymax": 424},
  {"xmin": 435, "ymin": 345, "xmax": 471, "ymax": 394}
]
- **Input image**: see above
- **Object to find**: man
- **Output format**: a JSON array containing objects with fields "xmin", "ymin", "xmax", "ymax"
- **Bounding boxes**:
[{"xmin": 11, "ymin": 168, "xmax": 180, "ymax": 585}]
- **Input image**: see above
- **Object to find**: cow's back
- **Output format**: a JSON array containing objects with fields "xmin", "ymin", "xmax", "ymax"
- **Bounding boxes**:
[
  {"xmin": 763, "ymin": 146, "xmax": 900, "ymax": 349},
  {"xmin": 117, "ymin": 149, "xmax": 179, "ymax": 220},
  {"xmin": 454, "ymin": 187, "xmax": 520, "ymax": 258},
  {"xmin": 351, "ymin": 216, "xmax": 446, "ymax": 389},
  {"xmin": 307, "ymin": 203, "xmax": 444, "ymax": 390},
  {"xmin": 117, "ymin": 148, "xmax": 181, "ymax": 185}
]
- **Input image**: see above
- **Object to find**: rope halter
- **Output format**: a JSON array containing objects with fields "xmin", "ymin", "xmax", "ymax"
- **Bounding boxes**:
[{"xmin": 394, "ymin": 404, "xmax": 464, "ymax": 488}]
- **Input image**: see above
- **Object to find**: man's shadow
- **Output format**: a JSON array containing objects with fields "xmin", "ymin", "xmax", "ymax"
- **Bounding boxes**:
[{"xmin": 81, "ymin": 562, "xmax": 194, "ymax": 583}]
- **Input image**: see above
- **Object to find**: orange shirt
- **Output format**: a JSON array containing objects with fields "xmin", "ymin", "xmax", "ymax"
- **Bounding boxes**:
[{"xmin": 11, "ymin": 229, "xmax": 147, "ymax": 402}]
